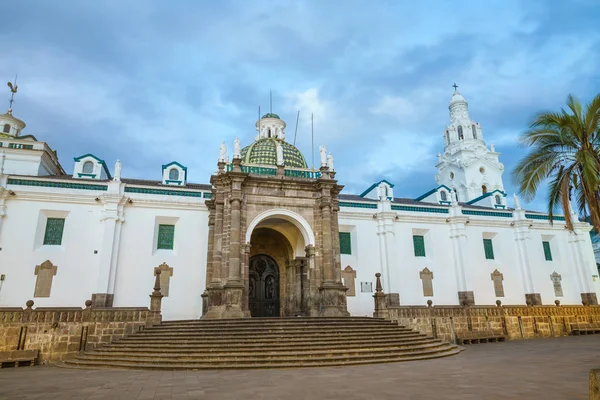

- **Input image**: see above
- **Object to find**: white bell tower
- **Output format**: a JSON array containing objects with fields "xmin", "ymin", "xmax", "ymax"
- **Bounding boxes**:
[{"xmin": 435, "ymin": 85, "xmax": 505, "ymax": 202}]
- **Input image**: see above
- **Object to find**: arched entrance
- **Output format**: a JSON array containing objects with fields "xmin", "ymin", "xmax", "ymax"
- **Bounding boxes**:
[{"xmin": 248, "ymin": 254, "xmax": 280, "ymax": 317}]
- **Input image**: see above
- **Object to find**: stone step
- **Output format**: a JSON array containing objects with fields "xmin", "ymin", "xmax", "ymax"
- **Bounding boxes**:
[
  {"xmin": 62, "ymin": 317, "xmax": 460, "ymax": 370},
  {"xmin": 84, "ymin": 342, "xmax": 448, "ymax": 359},
  {"xmin": 95, "ymin": 339, "xmax": 441, "ymax": 354},
  {"xmin": 159, "ymin": 317, "xmax": 386, "ymax": 325},
  {"xmin": 99, "ymin": 337, "xmax": 437, "ymax": 351},
  {"xmin": 115, "ymin": 332, "xmax": 427, "ymax": 343},
  {"xmin": 62, "ymin": 347, "xmax": 461, "ymax": 370},
  {"xmin": 134, "ymin": 327, "xmax": 409, "ymax": 336},
  {"xmin": 141, "ymin": 323, "xmax": 410, "ymax": 332}
]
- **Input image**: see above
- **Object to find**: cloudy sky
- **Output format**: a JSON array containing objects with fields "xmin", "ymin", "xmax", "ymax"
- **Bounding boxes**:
[{"xmin": 1, "ymin": 0, "xmax": 599, "ymax": 210}]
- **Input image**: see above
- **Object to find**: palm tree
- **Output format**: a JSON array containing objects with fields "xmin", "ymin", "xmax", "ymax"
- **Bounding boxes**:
[{"xmin": 513, "ymin": 94, "xmax": 600, "ymax": 232}]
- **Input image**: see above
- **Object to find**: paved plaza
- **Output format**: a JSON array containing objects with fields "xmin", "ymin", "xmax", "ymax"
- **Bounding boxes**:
[{"xmin": 0, "ymin": 335, "xmax": 598, "ymax": 400}]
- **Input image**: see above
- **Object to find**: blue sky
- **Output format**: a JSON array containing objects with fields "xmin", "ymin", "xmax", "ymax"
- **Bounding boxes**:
[{"xmin": 1, "ymin": 0, "xmax": 599, "ymax": 210}]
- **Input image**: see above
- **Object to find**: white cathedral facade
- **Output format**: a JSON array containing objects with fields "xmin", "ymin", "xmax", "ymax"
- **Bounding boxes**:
[{"xmin": 0, "ymin": 89, "xmax": 598, "ymax": 320}]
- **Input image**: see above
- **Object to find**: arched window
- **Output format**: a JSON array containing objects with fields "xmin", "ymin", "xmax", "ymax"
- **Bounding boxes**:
[
  {"xmin": 3, "ymin": 124, "xmax": 10, "ymax": 133},
  {"xmin": 169, "ymin": 168, "xmax": 180, "ymax": 181},
  {"xmin": 458, "ymin": 126, "xmax": 464, "ymax": 140},
  {"xmin": 495, "ymin": 194, "xmax": 502, "ymax": 205},
  {"xmin": 267, "ymin": 128, "xmax": 271, "ymax": 138},
  {"xmin": 440, "ymin": 191, "xmax": 447, "ymax": 201},
  {"xmin": 482, "ymin": 185, "xmax": 488, "ymax": 194},
  {"xmin": 445, "ymin": 130, "xmax": 449, "ymax": 144},
  {"xmin": 82, "ymin": 161, "xmax": 94, "ymax": 174},
  {"xmin": 472, "ymin": 125, "xmax": 477, "ymax": 139}
]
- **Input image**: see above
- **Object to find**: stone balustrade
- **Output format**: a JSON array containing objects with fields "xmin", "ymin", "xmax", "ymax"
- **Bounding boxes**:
[
  {"xmin": 373, "ymin": 274, "xmax": 600, "ymax": 343},
  {"xmin": 0, "ymin": 274, "xmax": 163, "ymax": 363}
]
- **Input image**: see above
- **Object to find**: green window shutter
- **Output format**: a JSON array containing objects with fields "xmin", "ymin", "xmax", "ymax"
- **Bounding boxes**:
[
  {"xmin": 413, "ymin": 235, "xmax": 426, "ymax": 257},
  {"xmin": 157, "ymin": 224, "xmax": 175, "ymax": 250},
  {"xmin": 483, "ymin": 238, "xmax": 495, "ymax": 260},
  {"xmin": 542, "ymin": 241, "xmax": 552, "ymax": 261},
  {"xmin": 43, "ymin": 218, "xmax": 65, "ymax": 245},
  {"xmin": 339, "ymin": 232, "xmax": 352, "ymax": 255}
]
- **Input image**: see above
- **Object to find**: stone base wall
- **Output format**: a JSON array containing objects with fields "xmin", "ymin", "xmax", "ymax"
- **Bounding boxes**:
[
  {"xmin": 385, "ymin": 304, "xmax": 600, "ymax": 343},
  {"xmin": 0, "ymin": 306, "xmax": 159, "ymax": 363}
]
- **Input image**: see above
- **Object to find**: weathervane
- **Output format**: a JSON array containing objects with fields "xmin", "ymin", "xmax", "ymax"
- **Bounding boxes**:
[
  {"xmin": 7, "ymin": 75, "xmax": 18, "ymax": 114},
  {"xmin": 452, "ymin": 82, "xmax": 459, "ymax": 92}
]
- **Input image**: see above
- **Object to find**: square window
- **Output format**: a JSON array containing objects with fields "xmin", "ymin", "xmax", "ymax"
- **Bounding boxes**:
[
  {"xmin": 483, "ymin": 238, "xmax": 495, "ymax": 260},
  {"xmin": 542, "ymin": 241, "xmax": 552, "ymax": 261},
  {"xmin": 413, "ymin": 235, "xmax": 426, "ymax": 257},
  {"xmin": 157, "ymin": 224, "xmax": 175, "ymax": 250},
  {"xmin": 339, "ymin": 232, "xmax": 351, "ymax": 255},
  {"xmin": 43, "ymin": 218, "xmax": 65, "ymax": 245}
]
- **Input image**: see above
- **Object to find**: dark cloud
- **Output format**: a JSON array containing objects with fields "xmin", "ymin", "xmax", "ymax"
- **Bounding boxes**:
[{"xmin": 0, "ymin": 1, "xmax": 598, "ymax": 210}]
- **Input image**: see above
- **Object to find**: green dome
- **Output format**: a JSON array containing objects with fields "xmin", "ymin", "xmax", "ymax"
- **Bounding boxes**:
[
  {"xmin": 240, "ymin": 138, "xmax": 308, "ymax": 169},
  {"xmin": 261, "ymin": 113, "xmax": 280, "ymax": 119}
]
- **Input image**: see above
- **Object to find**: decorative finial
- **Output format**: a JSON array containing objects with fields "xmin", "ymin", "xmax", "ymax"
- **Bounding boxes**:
[
  {"xmin": 7, "ymin": 75, "xmax": 18, "ymax": 114},
  {"xmin": 113, "ymin": 160, "xmax": 122, "ymax": 182},
  {"xmin": 452, "ymin": 82, "xmax": 458, "ymax": 92}
]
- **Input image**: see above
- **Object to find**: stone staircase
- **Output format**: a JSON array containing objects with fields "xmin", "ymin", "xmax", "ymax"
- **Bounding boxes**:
[{"xmin": 62, "ymin": 317, "xmax": 461, "ymax": 370}]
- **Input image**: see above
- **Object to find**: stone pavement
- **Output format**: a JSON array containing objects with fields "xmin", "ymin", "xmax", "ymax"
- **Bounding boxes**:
[{"xmin": 0, "ymin": 335, "xmax": 598, "ymax": 400}]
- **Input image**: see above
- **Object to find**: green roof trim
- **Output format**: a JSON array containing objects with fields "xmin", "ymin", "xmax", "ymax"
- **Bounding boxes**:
[
  {"xmin": 414, "ymin": 184, "xmax": 453, "ymax": 201},
  {"xmin": 73, "ymin": 153, "xmax": 112, "ymax": 180},
  {"xmin": 162, "ymin": 161, "xmax": 188, "ymax": 173},
  {"xmin": 466, "ymin": 189, "xmax": 506, "ymax": 205},
  {"xmin": 359, "ymin": 180, "xmax": 395, "ymax": 198}
]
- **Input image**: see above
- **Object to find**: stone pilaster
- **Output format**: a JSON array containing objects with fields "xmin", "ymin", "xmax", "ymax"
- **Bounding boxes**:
[
  {"xmin": 92, "ymin": 192, "xmax": 126, "ymax": 307},
  {"xmin": 222, "ymin": 165, "xmax": 245, "ymax": 319},
  {"xmin": 316, "ymin": 190, "xmax": 348, "ymax": 317},
  {"xmin": 448, "ymin": 203, "xmax": 474, "ymax": 305},
  {"xmin": 204, "ymin": 187, "xmax": 226, "ymax": 319}
]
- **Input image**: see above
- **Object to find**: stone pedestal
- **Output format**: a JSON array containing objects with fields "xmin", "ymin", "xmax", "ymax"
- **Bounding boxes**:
[
  {"xmin": 318, "ymin": 282, "xmax": 349, "ymax": 317},
  {"xmin": 581, "ymin": 293, "xmax": 599, "ymax": 306},
  {"xmin": 222, "ymin": 281, "xmax": 245, "ymax": 319},
  {"xmin": 91, "ymin": 293, "xmax": 113, "ymax": 308},
  {"xmin": 373, "ymin": 273, "xmax": 389, "ymax": 319},
  {"xmin": 204, "ymin": 285, "xmax": 225, "ymax": 319},
  {"xmin": 458, "ymin": 291, "xmax": 474, "ymax": 306},
  {"xmin": 525, "ymin": 293, "xmax": 542, "ymax": 306}
]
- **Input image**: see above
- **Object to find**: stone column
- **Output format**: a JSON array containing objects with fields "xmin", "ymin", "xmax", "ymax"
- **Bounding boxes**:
[
  {"xmin": 222, "ymin": 168, "xmax": 245, "ymax": 318},
  {"xmin": 204, "ymin": 188, "xmax": 226, "ymax": 318},
  {"xmin": 331, "ymin": 201, "xmax": 343, "ymax": 282},
  {"xmin": 241, "ymin": 243, "xmax": 251, "ymax": 317},
  {"xmin": 305, "ymin": 245, "xmax": 318, "ymax": 316},
  {"xmin": 201, "ymin": 206, "xmax": 215, "ymax": 316}
]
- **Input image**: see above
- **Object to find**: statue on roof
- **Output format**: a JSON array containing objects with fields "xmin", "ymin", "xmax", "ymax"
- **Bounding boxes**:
[
  {"xmin": 327, "ymin": 152, "xmax": 334, "ymax": 171},
  {"xmin": 319, "ymin": 145, "xmax": 327, "ymax": 167},
  {"xmin": 233, "ymin": 137, "xmax": 241, "ymax": 159},
  {"xmin": 219, "ymin": 141, "xmax": 227, "ymax": 163},
  {"xmin": 513, "ymin": 193, "xmax": 521, "ymax": 210},
  {"xmin": 114, "ymin": 159, "xmax": 122, "ymax": 182},
  {"xmin": 276, "ymin": 143, "xmax": 284, "ymax": 166}
]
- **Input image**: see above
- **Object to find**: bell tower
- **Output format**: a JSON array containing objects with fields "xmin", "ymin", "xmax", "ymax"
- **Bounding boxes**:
[{"xmin": 435, "ymin": 85, "xmax": 505, "ymax": 202}]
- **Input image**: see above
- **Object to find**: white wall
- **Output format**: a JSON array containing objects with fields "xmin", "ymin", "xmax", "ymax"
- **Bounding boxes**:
[{"xmin": 0, "ymin": 180, "xmax": 209, "ymax": 321}]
